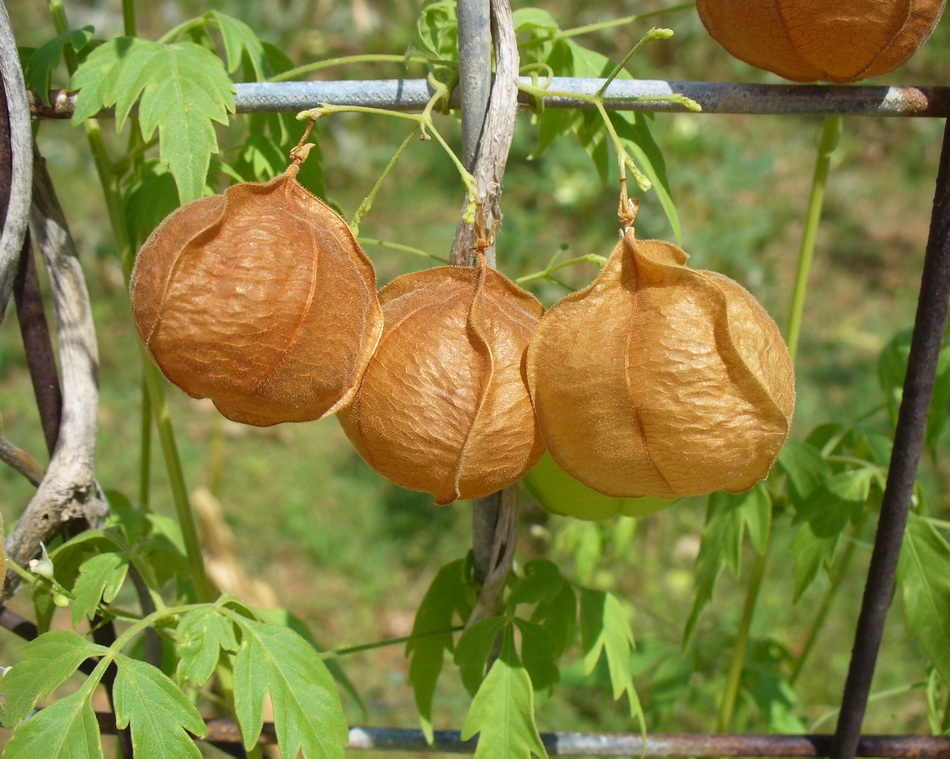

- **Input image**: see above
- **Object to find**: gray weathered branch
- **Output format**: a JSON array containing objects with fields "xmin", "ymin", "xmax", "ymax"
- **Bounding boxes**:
[
  {"xmin": 0, "ymin": 0, "xmax": 33, "ymax": 327},
  {"xmin": 450, "ymin": 0, "xmax": 520, "ymax": 267},
  {"xmin": 3, "ymin": 153, "xmax": 107, "ymax": 600}
]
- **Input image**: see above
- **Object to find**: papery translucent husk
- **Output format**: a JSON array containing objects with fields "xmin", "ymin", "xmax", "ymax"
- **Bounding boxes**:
[
  {"xmin": 338, "ymin": 260, "xmax": 545, "ymax": 505},
  {"xmin": 526, "ymin": 228, "xmax": 795, "ymax": 499},
  {"xmin": 696, "ymin": 0, "xmax": 946, "ymax": 83},
  {"xmin": 130, "ymin": 164, "xmax": 383, "ymax": 426}
]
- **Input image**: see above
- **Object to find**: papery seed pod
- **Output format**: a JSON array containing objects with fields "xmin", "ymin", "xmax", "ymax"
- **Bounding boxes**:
[
  {"xmin": 338, "ymin": 258, "xmax": 546, "ymax": 505},
  {"xmin": 130, "ymin": 162, "xmax": 383, "ymax": 427},
  {"xmin": 697, "ymin": 0, "xmax": 946, "ymax": 83},
  {"xmin": 526, "ymin": 228, "xmax": 795, "ymax": 499}
]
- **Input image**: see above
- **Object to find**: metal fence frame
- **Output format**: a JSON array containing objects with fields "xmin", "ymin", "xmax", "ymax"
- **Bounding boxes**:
[{"xmin": 21, "ymin": 0, "xmax": 950, "ymax": 757}]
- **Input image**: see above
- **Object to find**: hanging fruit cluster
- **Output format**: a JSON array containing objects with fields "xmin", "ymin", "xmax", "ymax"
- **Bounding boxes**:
[
  {"xmin": 696, "ymin": 0, "xmax": 946, "ymax": 83},
  {"xmin": 131, "ymin": 140, "xmax": 795, "ymax": 510}
]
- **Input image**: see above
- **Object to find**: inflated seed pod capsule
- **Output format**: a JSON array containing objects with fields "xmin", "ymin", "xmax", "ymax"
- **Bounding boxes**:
[
  {"xmin": 130, "ymin": 160, "xmax": 383, "ymax": 427},
  {"xmin": 338, "ymin": 256, "xmax": 545, "ymax": 505},
  {"xmin": 697, "ymin": 0, "xmax": 946, "ymax": 83},
  {"xmin": 526, "ymin": 227, "xmax": 795, "ymax": 499}
]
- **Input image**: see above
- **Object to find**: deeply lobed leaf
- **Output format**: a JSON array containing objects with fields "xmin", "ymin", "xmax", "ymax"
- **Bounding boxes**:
[
  {"xmin": 114, "ymin": 657, "xmax": 207, "ymax": 759},
  {"xmin": 1, "ymin": 631, "xmax": 108, "ymax": 727},
  {"xmin": 69, "ymin": 37, "xmax": 235, "ymax": 203},
  {"xmin": 232, "ymin": 617, "xmax": 347, "ymax": 758}
]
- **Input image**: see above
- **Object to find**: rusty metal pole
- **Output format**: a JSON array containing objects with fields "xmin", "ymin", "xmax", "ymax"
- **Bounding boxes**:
[{"xmin": 830, "ymin": 120, "xmax": 950, "ymax": 759}]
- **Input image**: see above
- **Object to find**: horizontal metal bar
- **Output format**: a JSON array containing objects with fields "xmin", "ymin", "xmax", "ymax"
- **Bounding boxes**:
[
  {"xmin": 89, "ymin": 714, "xmax": 950, "ymax": 756},
  {"xmin": 29, "ymin": 78, "xmax": 950, "ymax": 120}
]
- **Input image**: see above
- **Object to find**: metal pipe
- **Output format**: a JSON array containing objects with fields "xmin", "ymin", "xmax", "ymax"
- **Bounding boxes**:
[
  {"xmin": 830, "ymin": 119, "xmax": 950, "ymax": 759},
  {"xmin": 92, "ymin": 717, "xmax": 950, "ymax": 757},
  {"xmin": 456, "ymin": 0, "xmax": 491, "ymax": 168},
  {"xmin": 30, "ymin": 79, "xmax": 950, "ymax": 120}
]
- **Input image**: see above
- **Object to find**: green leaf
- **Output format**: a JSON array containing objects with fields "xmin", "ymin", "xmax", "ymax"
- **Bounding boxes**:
[
  {"xmin": 232, "ymin": 617, "xmax": 347, "ymax": 758},
  {"xmin": 512, "ymin": 7, "xmax": 560, "ymax": 35},
  {"xmin": 878, "ymin": 328, "xmax": 950, "ymax": 456},
  {"xmin": 69, "ymin": 37, "xmax": 235, "ymax": 204},
  {"xmin": 4, "ymin": 689, "xmax": 104, "ymax": 759},
  {"xmin": 209, "ymin": 11, "xmax": 271, "ymax": 81},
  {"xmin": 254, "ymin": 606, "xmax": 366, "ymax": 719},
  {"xmin": 531, "ymin": 578, "xmax": 577, "ymax": 659},
  {"xmin": 899, "ymin": 515, "xmax": 950, "ymax": 685},
  {"xmin": 776, "ymin": 442, "xmax": 830, "ymax": 507},
  {"xmin": 71, "ymin": 552, "xmax": 130, "ymax": 627},
  {"xmin": 33, "ymin": 581, "xmax": 56, "ymax": 635},
  {"xmin": 789, "ymin": 469, "xmax": 874, "ymax": 598},
  {"xmin": 684, "ymin": 486, "xmax": 772, "ymax": 643},
  {"xmin": 408, "ymin": 0, "xmax": 458, "ymax": 62},
  {"xmin": 176, "ymin": 606, "xmax": 238, "ymax": 687},
  {"xmin": 406, "ymin": 558, "xmax": 471, "ymax": 742},
  {"xmin": 1, "ymin": 631, "xmax": 108, "ymax": 727},
  {"xmin": 455, "ymin": 617, "xmax": 505, "ymax": 694},
  {"xmin": 461, "ymin": 625, "xmax": 548, "ymax": 759},
  {"xmin": 509, "ymin": 559, "xmax": 566, "ymax": 607},
  {"xmin": 513, "ymin": 619, "xmax": 560, "ymax": 693},
  {"xmin": 114, "ymin": 656, "xmax": 207, "ymax": 759},
  {"xmin": 23, "ymin": 26, "xmax": 95, "ymax": 105},
  {"xmin": 125, "ymin": 163, "xmax": 181, "ymax": 246},
  {"xmin": 579, "ymin": 589, "xmax": 636, "ymax": 706}
]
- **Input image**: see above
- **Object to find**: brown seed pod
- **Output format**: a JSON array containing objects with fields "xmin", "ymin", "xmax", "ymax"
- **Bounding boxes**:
[
  {"xmin": 130, "ymin": 163, "xmax": 383, "ymax": 427},
  {"xmin": 526, "ymin": 228, "xmax": 795, "ymax": 499},
  {"xmin": 338, "ymin": 258, "xmax": 546, "ymax": 505},
  {"xmin": 696, "ymin": 0, "xmax": 946, "ymax": 83}
]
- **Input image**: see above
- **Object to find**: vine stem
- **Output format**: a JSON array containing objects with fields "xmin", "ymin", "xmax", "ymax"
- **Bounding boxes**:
[
  {"xmin": 269, "ymin": 54, "xmax": 452, "ymax": 83},
  {"xmin": 298, "ymin": 100, "xmax": 479, "ymax": 206},
  {"xmin": 46, "ymin": 0, "xmax": 212, "ymax": 603},
  {"xmin": 787, "ymin": 115, "xmax": 843, "ymax": 361},
  {"xmin": 790, "ymin": 514, "xmax": 868, "ymax": 686},
  {"xmin": 716, "ymin": 526, "xmax": 772, "ymax": 732},
  {"xmin": 715, "ymin": 114, "xmax": 843, "ymax": 733}
]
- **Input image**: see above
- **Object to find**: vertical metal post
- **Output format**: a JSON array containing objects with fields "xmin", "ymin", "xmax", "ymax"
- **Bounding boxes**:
[
  {"xmin": 830, "ymin": 120, "xmax": 950, "ymax": 759},
  {"xmin": 456, "ymin": 0, "xmax": 491, "ymax": 175}
]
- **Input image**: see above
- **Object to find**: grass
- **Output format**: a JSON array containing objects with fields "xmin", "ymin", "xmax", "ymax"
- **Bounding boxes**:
[{"xmin": 2, "ymin": 1, "xmax": 949, "ymax": 755}]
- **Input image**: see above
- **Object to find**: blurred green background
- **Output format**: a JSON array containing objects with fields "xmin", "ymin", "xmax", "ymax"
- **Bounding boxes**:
[{"xmin": 2, "ymin": 1, "xmax": 949, "ymax": 756}]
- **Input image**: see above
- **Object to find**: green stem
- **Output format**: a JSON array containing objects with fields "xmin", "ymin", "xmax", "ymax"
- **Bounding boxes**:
[
  {"xmin": 789, "ymin": 514, "xmax": 867, "ymax": 686},
  {"xmin": 323, "ymin": 625, "xmax": 465, "ymax": 659},
  {"xmin": 518, "ymin": 3, "xmax": 693, "ymax": 50},
  {"xmin": 299, "ymin": 101, "xmax": 478, "ymax": 202},
  {"xmin": 138, "ymin": 374, "xmax": 152, "ymax": 507},
  {"xmin": 515, "ymin": 254, "xmax": 607, "ymax": 284},
  {"xmin": 157, "ymin": 18, "xmax": 205, "ymax": 44},
  {"xmin": 141, "ymin": 353, "xmax": 213, "ymax": 603},
  {"xmin": 786, "ymin": 115, "xmax": 843, "ymax": 361},
  {"xmin": 359, "ymin": 238, "xmax": 448, "ymax": 264},
  {"xmin": 350, "ymin": 127, "xmax": 420, "ymax": 233},
  {"xmin": 716, "ymin": 526, "xmax": 772, "ymax": 732},
  {"xmin": 269, "ymin": 54, "xmax": 448, "ymax": 83},
  {"xmin": 121, "ymin": 0, "xmax": 136, "ymax": 36},
  {"xmin": 597, "ymin": 27, "xmax": 673, "ymax": 98}
]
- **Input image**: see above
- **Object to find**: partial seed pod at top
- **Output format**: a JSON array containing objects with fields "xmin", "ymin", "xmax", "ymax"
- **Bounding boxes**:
[
  {"xmin": 130, "ymin": 162, "xmax": 383, "ymax": 427},
  {"xmin": 338, "ymin": 258, "xmax": 546, "ymax": 505},
  {"xmin": 526, "ymin": 228, "xmax": 795, "ymax": 500},
  {"xmin": 697, "ymin": 0, "xmax": 946, "ymax": 83}
]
